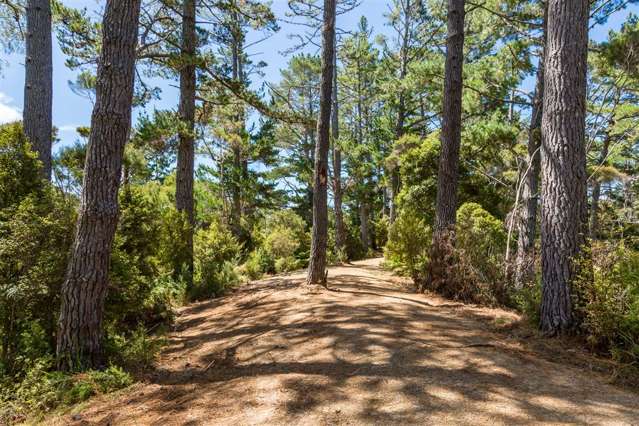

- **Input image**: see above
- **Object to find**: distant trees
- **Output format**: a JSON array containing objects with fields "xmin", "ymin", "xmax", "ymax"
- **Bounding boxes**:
[
  {"xmin": 539, "ymin": 0, "xmax": 590, "ymax": 335},
  {"xmin": 307, "ymin": 0, "xmax": 336, "ymax": 285},
  {"xmin": 56, "ymin": 0, "xmax": 141, "ymax": 370},
  {"xmin": 23, "ymin": 0, "xmax": 52, "ymax": 180}
]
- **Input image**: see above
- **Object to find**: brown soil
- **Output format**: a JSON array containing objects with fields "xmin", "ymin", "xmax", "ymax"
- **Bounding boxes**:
[{"xmin": 48, "ymin": 258, "xmax": 639, "ymax": 425}]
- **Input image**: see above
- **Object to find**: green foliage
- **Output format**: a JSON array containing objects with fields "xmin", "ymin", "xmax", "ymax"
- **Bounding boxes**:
[
  {"xmin": 242, "ymin": 247, "xmax": 275, "ymax": 280},
  {"xmin": 0, "ymin": 187, "xmax": 76, "ymax": 375},
  {"xmin": 108, "ymin": 186, "xmax": 185, "ymax": 328},
  {"xmin": 242, "ymin": 210, "xmax": 309, "ymax": 277},
  {"xmin": 574, "ymin": 243, "xmax": 639, "ymax": 369},
  {"xmin": 453, "ymin": 203, "xmax": 508, "ymax": 303},
  {"xmin": 191, "ymin": 221, "xmax": 242, "ymax": 299},
  {"xmin": 0, "ymin": 358, "xmax": 132, "ymax": 424},
  {"xmin": 105, "ymin": 325, "xmax": 165, "ymax": 372},
  {"xmin": 384, "ymin": 211, "xmax": 431, "ymax": 278},
  {"xmin": 386, "ymin": 202, "xmax": 508, "ymax": 304},
  {"xmin": 275, "ymin": 256, "xmax": 303, "ymax": 273},
  {"xmin": 0, "ymin": 122, "xmax": 43, "ymax": 208}
]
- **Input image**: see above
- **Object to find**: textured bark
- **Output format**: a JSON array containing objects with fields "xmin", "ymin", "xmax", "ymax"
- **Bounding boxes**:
[
  {"xmin": 539, "ymin": 0, "xmax": 590, "ymax": 336},
  {"xmin": 589, "ymin": 133, "xmax": 611, "ymax": 239},
  {"xmin": 56, "ymin": 0, "xmax": 140, "ymax": 371},
  {"xmin": 332, "ymin": 45, "xmax": 346, "ymax": 255},
  {"xmin": 23, "ymin": 0, "xmax": 52, "ymax": 180},
  {"xmin": 307, "ymin": 0, "xmax": 336, "ymax": 285},
  {"xmin": 175, "ymin": 0, "xmax": 196, "ymax": 285},
  {"xmin": 514, "ymin": 6, "xmax": 547, "ymax": 289},
  {"xmin": 425, "ymin": 0, "xmax": 465, "ymax": 291}
]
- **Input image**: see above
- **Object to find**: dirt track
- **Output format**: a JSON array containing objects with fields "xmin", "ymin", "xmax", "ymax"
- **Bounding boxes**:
[{"xmin": 51, "ymin": 258, "xmax": 639, "ymax": 425}]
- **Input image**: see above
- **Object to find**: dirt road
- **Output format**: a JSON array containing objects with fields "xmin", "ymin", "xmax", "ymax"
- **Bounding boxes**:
[{"xmin": 52, "ymin": 258, "xmax": 639, "ymax": 425}]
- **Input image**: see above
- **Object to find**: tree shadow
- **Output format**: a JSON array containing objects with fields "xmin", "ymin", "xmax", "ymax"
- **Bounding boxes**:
[{"xmin": 69, "ymin": 263, "xmax": 639, "ymax": 425}]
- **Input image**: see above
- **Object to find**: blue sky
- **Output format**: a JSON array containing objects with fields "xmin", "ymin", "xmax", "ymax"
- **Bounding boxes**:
[{"xmin": 0, "ymin": 0, "xmax": 636, "ymax": 151}]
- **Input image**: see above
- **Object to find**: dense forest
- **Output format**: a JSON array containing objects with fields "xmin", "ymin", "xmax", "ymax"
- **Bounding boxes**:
[{"xmin": 1, "ymin": 0, "xmax": 639, "ymax": 422}]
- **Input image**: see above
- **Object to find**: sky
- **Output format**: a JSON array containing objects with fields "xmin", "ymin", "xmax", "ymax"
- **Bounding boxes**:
[{"xmin": 0, "ymin": 0, "xmax": 636, "ymax": 151}]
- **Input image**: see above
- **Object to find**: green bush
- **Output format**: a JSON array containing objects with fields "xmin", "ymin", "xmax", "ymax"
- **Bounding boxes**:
[
  {"xmin": 242, "ymin": 247, "xmax": 275, "ymax": 279},
  {"xmin": 0, "ymin": 359, "xmax": 132, "ymax": 423},
  {"xmin": 275, "ymin": 256, "xmax": 302, "ymax": 273},
  {"xmin": 384, "ymin": 210, "xmax": 430, "ymax": 278},
  {"xmin": 108, "ymin": 186, "xmax": 184, "ymax": 328},
  {"xmin": 454, "ymin": 202, "xmax": 508, "ymax": 303},
  {"xmin": 575, "ymin": 243, "xmax": 639, "ymax": 367},
  {"xmin": 105, "ymin": 324, "xmax": 165, "ymax": 371},
  {"xmin": 0, "ymin": 189, "xmax": 76, "ymax": 375},
  {"xmin": 191, "ymin": 221, "xmax": 241, "ymax": 299},
  {"xmin": 264, "ymin": 227, "xmax": 299, "ymax": 260},
  {"xmin": 386, "ymin": 202, "xmax": 508, "ymax": 304},
  {"xmin": 0, "ymin": 122, "xmax": 43, "ymax": 208},
  {"xmin": 243, "ymin": 210, "xmax": 309, "ymax": 276}
]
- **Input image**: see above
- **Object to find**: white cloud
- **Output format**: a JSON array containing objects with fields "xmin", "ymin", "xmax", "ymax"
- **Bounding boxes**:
[
  {"xmin": 58, "ymin": 124, "xmax": 80, "ymax": 132},
  {"xmin": 0, "ymin": 92, "xmax": 21, "ymax": 124}
]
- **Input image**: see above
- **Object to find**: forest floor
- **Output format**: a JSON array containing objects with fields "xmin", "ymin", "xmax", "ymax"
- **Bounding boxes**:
[{"xmin": 48, "ymin": 258, "xmax": 639, "ymax": 425}]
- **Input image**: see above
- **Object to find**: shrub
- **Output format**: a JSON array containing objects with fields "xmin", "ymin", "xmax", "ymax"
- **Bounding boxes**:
[
  {"xmin": 0, "ymin": 122, "xmax": 43, "ymax": 208},
  {"xmin": 394, "ymin": 203, "xmax": 508, "ymax": 304},
  {"xmin": 0, "ymin": 189, "xmax": 76, "ymax": 375},
  {"xmin": 275, "ymin": 256, "xmax": 302, "ymax": 273},
  {"xmin": 384, "ymin": 211, "xmax": 431, "ymax": 278},
  {"xmin": 191, "ymin": 222, "xmax": 241, "ymax": 299},
  {"xmin": 242, "ymin": 247, "xmax": 275, "ymax": 280},
  {"xmin": 244, "ymin": 210, "xmax": 309, "ymax": 276},
  {"xmin": 0, "ymin": 359, "xmax": 132, "ymax": 424},
  {"xmin": 108, "ymin": 187, "xmax": 184, "ymax": 328},
  {"xmin": 105, "ymin": 324, "xmax": 165, "ymax": 371},
  {"xmin": 574, "ymin": 242, "xmax": 639, "ymax": 368},
  {"xmin": 453, "ymin": 202, "xmax": 508, "ymax": 303}
]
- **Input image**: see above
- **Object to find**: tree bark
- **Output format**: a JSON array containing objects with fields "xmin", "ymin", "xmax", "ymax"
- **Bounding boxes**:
[
  {"xmin": 514, "ymin": 5, "xmax": 547, "ymax": 289},
  {"xmin": 332, "ymin": 41, "xmax": 346, "ymax": 256},
  {"xmin": 229, "ymin": 15, "xmax": 244, "ymax": 231},
  {"xmin": 175, "ymin": 0, "xmax": 196, "ymax": 286},
  {"xmin": 424, "ymin": 0, "xmax": 465, "ymax": 292},
  {"xmin": 23, "ymin": 0, "xmax": 52, "ymax": 180},
  {"xmin": 539, "ymin": 0, "xmax": 590, "ymax": 336},
  {"xmin": 306, "ymin": 0, "xmax": 336, "ymax": 285},
  {"xmin": 56, "ymin": 0, "xmax": 141, "ymax": 371}
]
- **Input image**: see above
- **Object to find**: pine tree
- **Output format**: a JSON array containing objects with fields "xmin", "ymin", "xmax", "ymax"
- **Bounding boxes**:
[
  {"xmin": 56, "ymin": 0, "xmax": 141, "ymax": 370},
  {"xmin": 307, "ymin": 0, "xmax": 336, "ymax": 285},
  {"xmin": 23, "ymin": 0, "xmax": 52, "ymax": 180},
  {"xmin": 424, "ymin": 0, "xmax": 465, "ymax": 292},
  {"xmin": 539, "ymin": 0, "xmax": 590, "ymax": 335},
  {"xmin": 175, "ymin": 0, "xmax": 197, "ymax": 287}
]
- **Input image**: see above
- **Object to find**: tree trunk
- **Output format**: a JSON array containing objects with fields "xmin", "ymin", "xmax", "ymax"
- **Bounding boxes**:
[
  {"xmin": 56, "ymin": 0, "xmax": 141, "ymax": 371},
  {"xmin": 514, "ymin": 5, "xmax": 547, "ymax": 289},
  {"xmin": 229, "ymin": 18, "xmax": 245, "ymax": 230},
  {"xmin": 539, "ymin": 0, "xmax": 590, "ymax": 336},
  {"xmin": 424, "ymin": 0, "xmax": 465, "ymax": 292},
  {"xmin": 332, "ymin": 42, "xmax": 346, "ymax": 256},
  {"xmin": 306, "ymin": 0, "xmax": 336, "ymax": 285},
  {"xmin": 175, "ymin": 0, "xmax": 196, "ymax": 286},
  {"xmin": 23, "ymin": 0, "xmax": 52, "ymax": 180}
]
